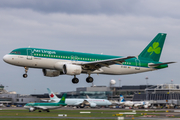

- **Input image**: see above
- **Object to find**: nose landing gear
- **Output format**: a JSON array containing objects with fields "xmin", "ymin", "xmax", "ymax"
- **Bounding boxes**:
[{"xmin": 23, "ymin": 67, "xmax": 28, "ymax": 78}]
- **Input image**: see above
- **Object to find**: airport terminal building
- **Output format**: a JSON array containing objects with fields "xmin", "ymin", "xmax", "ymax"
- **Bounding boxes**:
[
  {"xmin": 0, "ymin": 85, "xmax": 40, "ymax": 105},
  {"xmin": 1, "ymin": 82, "xmax": 180, "ymax": 106}
]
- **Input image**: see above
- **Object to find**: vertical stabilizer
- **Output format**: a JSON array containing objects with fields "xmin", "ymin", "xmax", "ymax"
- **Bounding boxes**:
[
  {"xmin": 120, "ymin": 95, "xmax": 125, "ymax": 102},
  {"xmin": 47, "ymin": 88, "xmax": 58, "ymax": 100},
  {"xmin": 138, "ymin": 33, "xmax": 166, "ymax": 62},
  {"xmin": 59, "ymin": 94, "xmax": 67, "ymax": 103}
]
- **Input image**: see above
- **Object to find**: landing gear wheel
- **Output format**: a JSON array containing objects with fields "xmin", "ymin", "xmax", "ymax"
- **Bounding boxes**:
[
  {"xmin": 39, "ymin": 110, "xmax": 41, "ymax": 112},
  {"xmin": 23, "ymin": 67, "xmax": 29, "ymax": 78},
  {"xmin": 86, "ymin": 77, "xmax": 93, "ymax": 83},
  {"xmin": 23, "ymin": 74, "xmax": 28, "ymax": 78},
  {"xmin": 47, "ymin": 110, "xmax": 50, "ymax": 112},
  {"xmin": 72, "ymin": 78, "xmax": 79, "ymax": 84}
]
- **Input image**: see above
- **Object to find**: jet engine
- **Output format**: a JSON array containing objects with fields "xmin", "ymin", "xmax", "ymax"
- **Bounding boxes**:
[
  {"xmin": 29, "ymin": 107, "xmax": 35, "ymax": 112},
  {"xmin": 42, "ymin": 69, "xmax": 61, "ymax": 77},
  {"xmin": 89, "ymin": 103, "xmax": 97, "ymax": 108},
  {"xmin": 63, "ymin": 64, "xmax": 82, "ymax": 75}
]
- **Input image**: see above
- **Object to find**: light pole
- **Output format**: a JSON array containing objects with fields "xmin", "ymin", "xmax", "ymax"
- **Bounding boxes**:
[
  {"xmin": 145, "ymin": 77, "xmax": 148, "ymax": 100},
  {"xmin": 119, "ymin": 79, "xmax": 121, "ymax": 88}
]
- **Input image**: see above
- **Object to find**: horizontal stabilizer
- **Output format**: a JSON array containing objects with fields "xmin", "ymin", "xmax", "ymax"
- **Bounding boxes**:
[{"xmin": 149, "ymin": 62, "xmax": 176, "ymax": 67}]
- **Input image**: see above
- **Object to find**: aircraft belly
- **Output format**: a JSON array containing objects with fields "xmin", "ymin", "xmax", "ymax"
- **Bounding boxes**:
[
  {"xmin": 101, "ymin": 65, "xmax": 154, "ymax": 75},
  {"xmin": 45, "ymin": 106, "xmax": 60, "ymax": 109}
]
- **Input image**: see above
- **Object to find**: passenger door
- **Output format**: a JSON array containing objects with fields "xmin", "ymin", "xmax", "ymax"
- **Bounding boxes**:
[
  {"xmin": 135, "ymin": 59, "xmax": 141, "ymax": 70},
  {"xmin": 27, "ymin": 49, "xmax": 32, "ymax": 60}
]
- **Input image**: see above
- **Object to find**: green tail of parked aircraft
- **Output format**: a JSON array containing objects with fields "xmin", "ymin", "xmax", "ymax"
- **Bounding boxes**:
[
  {"xmin": 24, "ymin": 93, "xmax": 67, "ymax": 112},
  {"xmin": 3, "ymin": 33, "xmax": 175, "ymax": 84}
]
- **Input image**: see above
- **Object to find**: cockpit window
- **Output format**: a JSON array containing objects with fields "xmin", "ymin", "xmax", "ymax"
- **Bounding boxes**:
[{"xmin": 10, "ymin": 51, "xmax": 20, "ymax": 54}]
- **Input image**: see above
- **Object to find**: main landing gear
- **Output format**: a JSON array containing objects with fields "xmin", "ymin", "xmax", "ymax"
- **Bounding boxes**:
[
  {"xmin": 86, "ymin": 76, "xmax": 93, "ymax": 83},
  {"xmin": 23, "ymin": 67, "xmax": 28, "ymax": 78},
  {"xmin": 72, "ymin": 75, "xmax": 79, "ymax": 84},
  {"xmin": 71, "ymin": 75, "xmax": 94, "ymax": 84}
]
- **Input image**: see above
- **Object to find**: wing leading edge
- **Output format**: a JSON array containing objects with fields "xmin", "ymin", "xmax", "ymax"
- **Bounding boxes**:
[{"xmin": 77, "ymin": 56, "xmax": 135, "ymax": 71}]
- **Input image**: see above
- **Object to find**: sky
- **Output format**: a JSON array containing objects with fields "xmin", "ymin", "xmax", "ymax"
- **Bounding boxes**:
[{"xmin": 0, "ymin": 0, "xmax": 179, "ymax": 94}]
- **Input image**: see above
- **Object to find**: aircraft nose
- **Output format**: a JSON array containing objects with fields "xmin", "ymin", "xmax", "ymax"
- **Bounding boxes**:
[
  {"xmin": 109, "ymin": 101, "xmax": 112, "ymax": 105},
  {"xmin": 3, "ymin": 54, "xmax": 10, "ymax": 63}
]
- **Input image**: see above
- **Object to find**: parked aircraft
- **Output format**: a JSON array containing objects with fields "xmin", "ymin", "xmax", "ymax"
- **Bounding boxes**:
[
  {"xmin": 3, "ymin": 33, "xmax": 175, "ymax": 83},
  {"xmin": 0, "ymin": 104, "xmax": 5, "ymax": 107},
  {"xmin": 119, "ymin": 95, "xmax": 151, "ymax": 108},
  {"xmin": 24, "ymin": 93, "xmax": 67, "ymax": 112},
  {"xmin": 46, "ymin": 88, "xmax": 112, "ymax": 108}
]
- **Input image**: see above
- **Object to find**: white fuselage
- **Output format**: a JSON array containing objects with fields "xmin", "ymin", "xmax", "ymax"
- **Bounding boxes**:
[
  {"xmin": 120, "ymin": 101, "xmax": 151, "ymax": 107},
  {"xmin": 3, "ymin": 54, "xmax": 155, "ymax": 75},
  {"xmin": 51, "ymin": 98, "xmax": 112, "ymax": 106}
]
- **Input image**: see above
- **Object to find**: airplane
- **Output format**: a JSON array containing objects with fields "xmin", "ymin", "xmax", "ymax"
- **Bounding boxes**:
[
  {"xmin": 24, "ymin": 93, "xmax": 67, "ymax": 112},
  {"xmin": 46, "ymin": 88, "xmax": 112, "ymax": 108},
  {"xmin": 3, "ymin": 33, "xmax": 175, "ymax": 84},
  {"xmin": 0, "ymin": 104, "xmax": 5, "ymax": 107},
  {"xmin": 119, "ymin": 95, "xmax": 151, "ymax": 108}
]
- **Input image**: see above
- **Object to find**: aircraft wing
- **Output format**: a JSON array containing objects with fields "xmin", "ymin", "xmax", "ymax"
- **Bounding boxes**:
[
  {"xmin": 74, "ymin": 102, "xmax": 84, "ymax": 106},
  {"xmin": 77, "ymin": 56, "xmax": 135, "ymax": 70},
  {"xmin": 149, "ymin": 62, "xmax": 176, "ymax": 67}
]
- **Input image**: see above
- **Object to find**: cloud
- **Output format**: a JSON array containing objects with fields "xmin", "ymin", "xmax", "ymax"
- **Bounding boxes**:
[
  {"xmin": 0, "ymin": 0, "xmax": 180, "ymax": 18},
  {"xmin": 0, "ymin": 1, "xmax": 180, "ymax": 94}
]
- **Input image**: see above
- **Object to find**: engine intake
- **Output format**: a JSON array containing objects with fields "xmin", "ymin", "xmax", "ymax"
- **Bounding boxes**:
[
  {"xmin": 63, "ymin": 64, "xmax": 82, "ymax": 75},
  {"xmin": 29, "ymin": 107, "xmax": 35, "ymax": 112},
  {"xmin": 89, "ymin": 103, "xmax": 97, "ymax": 108}
]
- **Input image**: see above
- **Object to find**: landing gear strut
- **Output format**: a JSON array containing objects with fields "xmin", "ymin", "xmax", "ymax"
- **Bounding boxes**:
[
  {"xmin": 72, "ymin": 75, "xmax": 79, "ymax": 84},
  {"xmin": 86, "ymin": 74, "xmax": 93, "ymax": 83},
  {"xmin": 23, "ymin": 67, "xmax": 28, "ymax": 78}
]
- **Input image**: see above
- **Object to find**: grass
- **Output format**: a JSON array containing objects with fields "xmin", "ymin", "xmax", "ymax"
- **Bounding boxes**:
[{"xmin": 0, "ymin": 109, "xmax": 171, "ymax": 120}]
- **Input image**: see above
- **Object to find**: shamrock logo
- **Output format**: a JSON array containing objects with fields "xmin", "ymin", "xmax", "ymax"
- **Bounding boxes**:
[
  {"xmin": 147, "ymin": 42, "xmax": 161, "ymax": 55},
  {"xmin": 61, "ymin": 97, "xmax": 65, "ymax": 101},
  {"xmin": 50, "ymin": 94, "xmax": 54, "ymax": 98}
]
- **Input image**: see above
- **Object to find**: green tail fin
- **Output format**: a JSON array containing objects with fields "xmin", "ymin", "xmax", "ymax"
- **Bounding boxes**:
[
  {"xmin": 58, "ymin": 93, "xmax": 67, "ymax": 103},
  {"xmin": 138, "ymin": 33, "xmax": 166, "ymax": 62}
]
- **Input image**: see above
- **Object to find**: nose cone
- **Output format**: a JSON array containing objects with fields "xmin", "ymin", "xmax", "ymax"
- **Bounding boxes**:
[
  {"xmin": 3, "ymin": 54, "xmax": 11, "ymax": 63},
  {"xmin": 3, "ymin": 55, "xmax": 8, "ymax": 62},
  {"xmin": 108, "ymin": 101, "xmax": 112, "ymax": 105}
]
